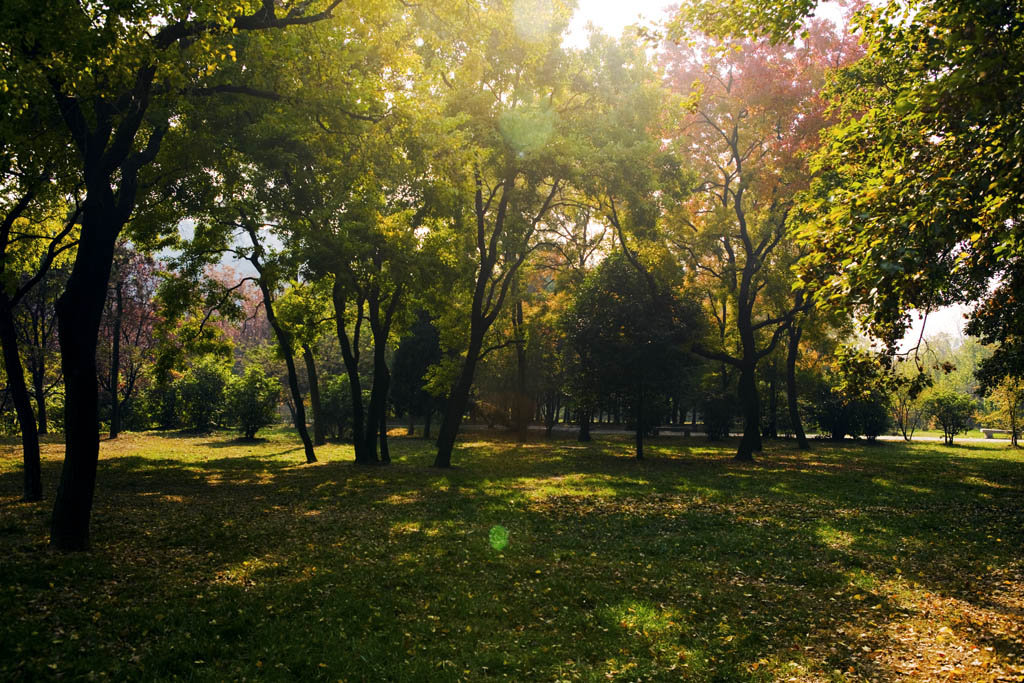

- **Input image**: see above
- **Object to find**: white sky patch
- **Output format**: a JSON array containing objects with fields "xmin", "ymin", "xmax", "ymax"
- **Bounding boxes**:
[
  {"xmin": 564, "ymin": 0, "xmax": 672, "ymax": 47},
  {"xmin": 900, "ymin": 304, "xmax": 972, "ymax": 352}
]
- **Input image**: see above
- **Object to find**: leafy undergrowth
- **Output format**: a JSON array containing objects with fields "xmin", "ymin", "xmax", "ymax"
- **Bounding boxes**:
[{"xmin": 1, "ymin": 429, "xmax": 1022, "ymax": 682}]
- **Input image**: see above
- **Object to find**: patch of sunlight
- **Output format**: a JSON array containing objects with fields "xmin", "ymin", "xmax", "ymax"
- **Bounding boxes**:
[
  {"xmin": 870, "ymin": 477, "xmax": 933, "ymax": 495},
  {"xmin": 204, "ymin": 472, "xmax": 275, "ymax": 487},
  {"xmin": 845, "ymin": 568, "xmax": 878, "ymax": 592},
  {"xmin": 138, "ymin": 492, "xmax": 188, "ymax": 503},
  {"xmin": 600, "ymin": 599, "xmax": 684, "ymax": 639},
  {"xmin": 382, "ymin": 492, "xmax": 424, "ymax": 505},
  {"xmin": 215, "ymin": 556, "xmax": 282, "ymax": 586},
  {"xmin": 962, "ymin": 475, "xmax": 1014, "ymax": 490},
  {"xmin": 390, "ymin": 521, "xmax": 422, "ymax": 535},
  {"xmin": 815, "ymin": 522, "xmax": 856, "ymax": 550},
  {"xmin": 598, "ymin": 599, "xmax": 694, "ymax": 675}
]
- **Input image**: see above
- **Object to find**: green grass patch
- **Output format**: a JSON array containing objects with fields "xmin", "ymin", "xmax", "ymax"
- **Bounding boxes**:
[{"xmin": 1, "ymin": 429, "xmax": 1022, "ymax": 681}]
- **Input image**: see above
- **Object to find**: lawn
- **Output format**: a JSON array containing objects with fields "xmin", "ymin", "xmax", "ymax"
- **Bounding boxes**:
[{"xmin": 1, "ymin": 430, "xmax": 1022, "ymax": 682}]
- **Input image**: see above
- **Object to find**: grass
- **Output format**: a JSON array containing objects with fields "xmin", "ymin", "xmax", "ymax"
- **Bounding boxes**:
[{"xmin": 1, "ymin": 429, "xmax": 1023, "ymax": 682}]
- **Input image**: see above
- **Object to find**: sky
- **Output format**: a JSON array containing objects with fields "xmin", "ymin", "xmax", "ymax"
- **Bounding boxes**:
[{"xmin": 565, "ymin": 0, "xmax": 672, "ymax": 47}]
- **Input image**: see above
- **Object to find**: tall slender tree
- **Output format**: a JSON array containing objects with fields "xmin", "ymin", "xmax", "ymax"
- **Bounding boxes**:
[{"xmin": 4, "ymin": 0, "xmax": 347, "ymax": 549}]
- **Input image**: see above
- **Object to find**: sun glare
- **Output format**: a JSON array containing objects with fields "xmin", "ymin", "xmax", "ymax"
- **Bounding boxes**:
[{"xmin": 565, "ymin": 0, "xmax": 671, "ymax": 47}]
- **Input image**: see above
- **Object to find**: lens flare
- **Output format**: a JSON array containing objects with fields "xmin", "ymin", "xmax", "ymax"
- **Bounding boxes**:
[
  {"xmin": 489, "ymin": 525, "xmax": 510, "ymax": 551},
  {"xmin": 512, "ymin": 0, "xmax": 556, "ymax": 43}
]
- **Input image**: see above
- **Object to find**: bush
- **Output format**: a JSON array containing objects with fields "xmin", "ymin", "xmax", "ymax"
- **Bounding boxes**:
[
  {"xmin": 140, "ymin": 379, "xmax": 180, "ymax": 430},
  {"xmin": 225, "ymin": 365, "xmax": 280, "ymax": 439},
  {"xmin": 176, "ymin": 357, "xmax": 230, "ymax": 431},
  {"xmin": 702, "ymin": 394, "xmax": 734, "ymax": 441},
  {"xmin": 923, "ymin": 390, "xmax": 975, "ymax": 446},
  {"xmin": 857, "ymin": 393, "xmax": 891, "ymax": 441},
  {"xmin": 806, "ymin": 381, "xmax": 890, "ymax": 441}
]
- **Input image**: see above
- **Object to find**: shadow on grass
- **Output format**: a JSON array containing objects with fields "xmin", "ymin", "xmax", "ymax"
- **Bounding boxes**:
[{"xmin": 0, "ymin": 430, "xmax": 1021, "ymax": 681}]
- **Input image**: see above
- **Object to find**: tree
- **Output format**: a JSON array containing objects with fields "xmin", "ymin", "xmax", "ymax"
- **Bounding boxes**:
[
  {"xmin": 225, "ymin": 364, "xmax": 281, "ymax": 439},
  {"xmin": 980, "ymin": 377, "xmax": 1024, "ymax": 449},
  {"xmin": 0, "ymin": 198, "xmax": 78, "ymax": 501},
  {"xmin": 423, "ymin": 0, "xmax": 581, "ymax": 468},
  {"xmin": 659, "ymin": 17, "xmax": 860, "ymax": 460},
  {"xmin": 276, "ymin": 283, "xmax": 333, "ymax": 447},
  {"xmin": 14, "ymin": 266, "xmax": 69, "ymax": 438},
  {"xmin": 566, "ymin": 253, "xmax": 702, "ymax": 459},
  {"xmin": 924, "ymin": 391, "xmax": 975, "ymax": 447},
  {"xmin": 97, "ymin": 246, "xmax": 161, "ymax": 438},
  {"xmin": 888, "ymin": 365, "xmax": 931, "ymax": 442},
  {"xmin": 241, "ymin": 225, "xmax": 317, "ymax": 463},
  {"xmin": 4, "ymin": 0, "xmax": 347, "ymax": 549},
  {"xmin": 796, "ymin": 0, "xmax": 1024, "ymax": 372},
  {"xmin": 391, "ymin": 312, "xmax": 444, "ymax": 438}
]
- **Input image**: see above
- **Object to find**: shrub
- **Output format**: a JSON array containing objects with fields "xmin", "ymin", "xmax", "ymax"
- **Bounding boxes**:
[
  {"xmin": 857, "ymin": 393, "xmax": 892, "ymax": 441},
  {"xmin": 702, "ymin": 394, "xmax": 734, "ymax": 441},
  {"xmin": 176, "ymin": 356, "xmax": 230, "ymax": 431},
  {"xmin": 225, "ymin": 365, "xmax": 280, "ymax": 439}
]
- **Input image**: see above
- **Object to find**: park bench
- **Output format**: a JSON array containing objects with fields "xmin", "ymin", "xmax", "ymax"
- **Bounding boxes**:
[
  {"xmin": 981, "ymin": 428, "xmax": 1015, "ymax": 439},
  {"xmin": 657, "ymin": 426, "xmax": 693, "ymax": 436}
]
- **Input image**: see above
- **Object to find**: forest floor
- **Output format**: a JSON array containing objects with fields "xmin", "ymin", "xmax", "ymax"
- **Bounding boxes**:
[{"xmin": 1, "ymin": 429, "xmax": 1022, "ymax": 682}]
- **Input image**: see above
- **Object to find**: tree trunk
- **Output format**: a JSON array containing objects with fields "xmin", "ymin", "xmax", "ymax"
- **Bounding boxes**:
[
  {"xmin": 302, "ymin": 344, "xmax": 326, "ymax": 447},
  {"xmin": 423, "ymin": 409, "xmax": 433, "ymax": 440},
  {"xmin": 634, "ymin": 380, "xmax": 645, "ymax": 460},
  {"xmin": 332, "ymin": 282, "xmax": 371, "ymax": 463},
  {"xmin": 109, "ymin": 279, "xmax": 123, "ymax": 439},
  {"xmin": 434, "ymin": 332, "xmax": 483, "ymax": 468},
  {"xmin": 766, "ymin": 366, "xmax": 778, "ymax": 439},
  {"xmin": 512, "ymin": 299, "xmax": 529, "ymax": 443},
  {"xmin": 0, "ymin": 294, "xmax": 42, "ymax": 502},
  {"xmin": 32, "ymin": 365, "xmax": 47, "ymax": 436},
  {"xmin": 407, "ymin": 412, "xmax": 416, "ymax": 436},
  {"xmin": 786, "ymin": 326, "xmax": 809, "ymax": 450},
  {"xmin": 736, "ymin": 364, "xmax": 760, "ymax": 462},
  {"xmin": 280, "ymin": 347, "xmax": 317, "ymax": 463},
  {"xmin": 577, "ymin": 407, "xmax": 591, "ymax": 442},
  {"xmin": 51, "ymin": 206, "xmax": 118, "ymax": 551},
  {"xmin": 379, "ymin": 407, "xmax": 390, "ymax": 464},
  {"xmin": 260, "ymin": 284, "xmax": 316, "ymax": 464},
  {"xmin": 369, "ymin": 334, "xmax": 392, "ymax": 465}
]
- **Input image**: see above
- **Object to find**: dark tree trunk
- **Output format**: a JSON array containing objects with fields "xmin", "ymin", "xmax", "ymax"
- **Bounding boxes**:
[
  {"xmin": 366, "ymin": 328, "xmax": 392, "ymax": 464},
  {"xmin": 423, "ymin": 409, "xmax": 433, "ymax": 440},
  {"xmin": 278, "ymin": 342, "xmax": 317, "ymax": 464},
  {"xmin": 242, "ymin": 224, "xmax": 315, "ymax": 463},
  {"xmin": 736, "ymin": 364, "xmax": 760, "ymax": 462},
  {"xmin": 786, "ymin": 326, "xmax": 809, "ymax": 450},
  {"xmin": 51, "ymin": 205, "xmax": 119, "ymax": 551},
  {"xmin": 577, "ymin": 407, "xmax": 591, "ymax": 442},
  {"xmin": 407, "ymin": 412, "xmax": 416, "ymax": 436},
  {"xmin": 634, "ymin": 380, "xmax": 645, "ymax": 460},
  {"xmin": 765, "ymin": 365, "xmax": 778, "ymax": 439},
  {"xmin": 302, "ymin": 344, "xmax": 326, "ymax": 447},
  {"xmin": 0, "ymin": 294, "xmax": 42, "ymax": 502},
  {"xmin": 109, "ymin": 279, "xmax": 123, "ymax": 439},
  {"xmin": 32, "ymin": 365, "xmax": 47, "ymax": 436},
  {"xmin": 379, "ymin": 407, "xmax": 390, "ymax": 464},
  {"xmin": 432, "ymin": 166, "xmax": 554, "ymax": 467},
  {"xmin": 512, "ymin": 298, "xmax": 529, "ymax": 443},
  {"xmin": 332, "ymin": 282, "xmax": 370, "ymax": 462},
  {"xmin": 361, "ymin": 286, "xmax": 400, "ymax": 466},
  {"xmin": 259, "ymin": 283, "xmax": 316, "ymax": 464},
  {"xmin": 434, "ymin": 332, "xmax": 483, "ymax": 468}
]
